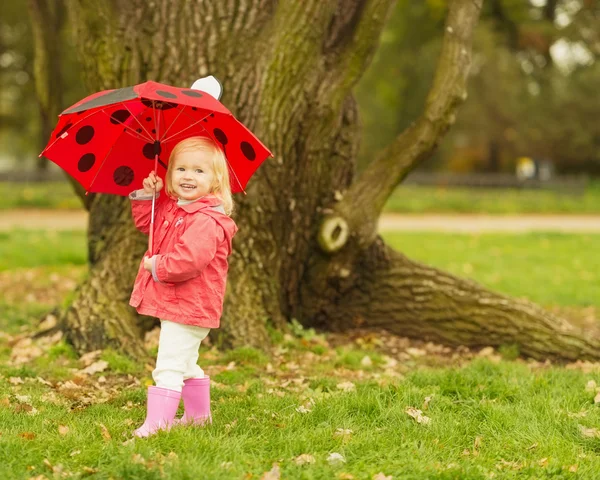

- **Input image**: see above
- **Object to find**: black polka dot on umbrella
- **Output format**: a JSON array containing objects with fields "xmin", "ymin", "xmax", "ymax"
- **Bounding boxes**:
[
  {"xmin": 156, "ymin": 90, "xmax": 177, "ymax": 99},
  {"xmin": 137, "ymin": 128, "xmax": 142, "ymax": 133},
  {"xmin": 192, "ymin": 107, "xmax": 198, "ymax": 111},
  {"xmin": 146, "ymin": 117, "xmax": 152, "ymax": 122},
  {"xmin": 110, "ymin": 109, "xmax": 131, "ymax": 125},
  {"xmin": 113, "ymin": 166, "xmax": 134, "ymax": 186},
  {"xmin": 181, "ymin": 90, "xmax": 202, "ymax": 98},
  {"xmin": 241, "ymin": 141, "xmax": 256, "ymax": 161},
  {"xmin": 78, "ymin": 153, "xmax": 95, "ymax": 172},
  {"xmin": 76, "ymin": 126, "xmax": 94, "ymax": 145},
  {"xmin": 152, "ymin": 129, "xmax": 156, "ymax": 134},
  {"xmin": 55, "ymin": 123, "xmax": 73, "ymax": 139},
  {"xmin": 143, "ymin": 142, "xmax": 161, "ymax": 160},
  {"xmin": 214, "ymin": 129, "xmax": 228, "ymax": 145}
]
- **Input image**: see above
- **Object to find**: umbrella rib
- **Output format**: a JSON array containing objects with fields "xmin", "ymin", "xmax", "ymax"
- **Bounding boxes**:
[
  {"xmin": 86, "ymin": 140, "xmax": 119, "ymax": 193},
  {"xmin": 122, "ymin": 103, "xmax": 154, "ymax": 142},
  {"xmin": 99, "ymin": 109, "xmax": 154, "ymax": 143},
  {"xmin": 41, "ymin": 107, "xmax": 113, "ymax": 154},
  {"xmin": 161, "ymin": 114, "xmax": 211, "ymax": 144},
  {"xmin": 159, "ymin": 105, "xmax": 187, "ymax": 142}
]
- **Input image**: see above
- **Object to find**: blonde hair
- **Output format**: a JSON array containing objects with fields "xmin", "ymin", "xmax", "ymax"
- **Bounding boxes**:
[{"xmin": 165, "ymin": 136, "xmax": 234, "ymax": 215}]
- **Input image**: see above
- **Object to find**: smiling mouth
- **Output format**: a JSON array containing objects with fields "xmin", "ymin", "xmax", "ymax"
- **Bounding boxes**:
[{"xmin": 180, "ymin": 184, "xmax": 196, "ymax": 190}]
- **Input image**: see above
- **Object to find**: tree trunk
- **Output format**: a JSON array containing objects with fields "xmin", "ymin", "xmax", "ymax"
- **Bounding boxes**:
[
  {"xmin": 56, "ymin": 0, "xmax": 600, "ymax": 361},
  {"xmin": 27, "ymin": 0, "xmax": 65, "ymax": 172}
]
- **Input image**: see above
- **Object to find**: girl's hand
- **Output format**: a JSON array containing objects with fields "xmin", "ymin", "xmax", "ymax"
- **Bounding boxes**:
[
  {"xmin": 144, "ymin": 256, "xmax": 153, "ymax": 272},
  {"xmin": 142, "ymin": 171, "xmax": 164, "ymax": 195}
]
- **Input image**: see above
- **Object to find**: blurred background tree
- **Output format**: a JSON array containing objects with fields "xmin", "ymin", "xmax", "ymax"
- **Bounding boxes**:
[
  {"xmin": 0, "ymin": 0, "xmax": 598, "ymax": 175},
  {"xmin": 356, "ymin": 0, "xmax": 599, "ymax": 174}
]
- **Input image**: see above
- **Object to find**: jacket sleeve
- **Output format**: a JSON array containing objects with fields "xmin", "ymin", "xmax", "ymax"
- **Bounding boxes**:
[
  {"xmin": 129, "ymin": 190, "xmax": 159, "ymax": 235},
  {"xmin": 153, "ymin": 214, "xmax": 224, "ymax": 283}
]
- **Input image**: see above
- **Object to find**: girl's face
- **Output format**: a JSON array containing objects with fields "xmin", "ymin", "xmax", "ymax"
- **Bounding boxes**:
[{"xmin": 170, "ymin": 150, "xmax": 215, "ymax": 201}]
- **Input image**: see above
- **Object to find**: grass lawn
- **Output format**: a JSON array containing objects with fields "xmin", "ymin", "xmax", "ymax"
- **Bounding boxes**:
[
  {"xmin": 3, "ymin": 180, "xmax": 600, "ymax": 214},
  {"xmin": 382, "ymin": 232, "xmax": 600, "ymax": 309},
  {"xmin": 385, "ymin": 184, "xmax": 600, "ymax": 214},
  {"xmin": 2, "ymin": 229, "xmax": 600, "ymax": 478}
]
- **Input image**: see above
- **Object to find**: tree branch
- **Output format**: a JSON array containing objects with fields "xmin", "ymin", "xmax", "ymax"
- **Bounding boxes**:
[
  {"xmin": 321, "ymin": 0, "xmax": 396, "ymax": 108},
  {"xmin": 325, "ymin": 0, "xmax": 483, "ymax": 251}
]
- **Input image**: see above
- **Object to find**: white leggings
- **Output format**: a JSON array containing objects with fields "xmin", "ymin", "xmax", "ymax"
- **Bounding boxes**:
[{"xmin": 153, "ymin": 320, "xmax": 210, "ymax": 392}]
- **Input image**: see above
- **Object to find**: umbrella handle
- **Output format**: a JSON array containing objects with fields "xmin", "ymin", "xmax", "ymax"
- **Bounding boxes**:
[{"xmin": 149, "ymin": 184, "xmax": 156, "ymax": 255}]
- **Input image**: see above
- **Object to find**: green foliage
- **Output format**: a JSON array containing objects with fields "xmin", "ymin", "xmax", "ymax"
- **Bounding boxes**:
[{"xmin": 356, "ymin": 0, "xmax": 600, "ymax": 174}]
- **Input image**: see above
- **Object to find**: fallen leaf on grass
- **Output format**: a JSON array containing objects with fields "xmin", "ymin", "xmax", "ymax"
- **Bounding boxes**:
[
  {"xmin": 336, "ymin": 381, "xmax": 355, "ymax": 392},
  {"xmin": 98, "ymin": 423, "xmax": 111, "ymax": 441},
  {"xmin": 585, "ymin": 380, "xmax": 597, "ymax": 392},
  {"xmin": 79, "ymin": 350, "xmax": 102, "ymax": 367},
  {"xmin": 58, "ymin": 425, "xmax": 69, "ymax": 436},
  {"xmin": 333, "ymin": 428, "xmax": 353, "ymax": 442},
  {"xmin": 527, "ymin": 443, "xmax": 538, "ymax": 450},
  {"xmin": 338, "ymin": 474, "xmax": 355, "ymax": 480},
  {"xmin": 405, "ymin": 407, "xmax": 430, "ymax": 425},
  {"xmin": 295, "ymin": 454, "xmax": 315, "ymax": 465},
  {"xmin": 538, "ymin": 458, "xmax": 549, "ymax": 467},
  {"xmin": 10, "ymin": 338, "xmax": 43, "ymax": 365},
  {"xmin": 261, "ymin": 463, "xmax": 280, "ymax": 480},
  {"xmin": 9, "ymin": 377, "xmax": 24, "ymax": 385},
  {"xmin": 225, "ymin": 419, "xmax": 237, "ymax": 431},
  {"xmin": 594, "ymin": 392, "xmax": 600, "ymax": 404},
  {"xmin": 372, "ymin": 473, "xmax": 393, "ymax": 480},
  {"xmin": 79, "ymin": 360, "xmax": 109, "ymax": 376},
  {"xmin": 327, "ymin": 452, "xmax": 346, "ymax": 466},
  {"xmin": 579, "ymin": 425, "xmax": 600, "ymax": 438},
  {"xmin": 569, "ymin": 465, "xmax": 578, "ymax": 472},
  {"xmin": 19, "ymin": 432, "xmax": 36, "ymax": 440},
  {"xmin": 422, "ymin": 395, "xmax": 433, "ymax": 410}
]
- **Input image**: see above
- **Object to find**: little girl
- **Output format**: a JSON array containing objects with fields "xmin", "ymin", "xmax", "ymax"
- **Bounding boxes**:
[{"xmin": 128, "ymin": 136, "xmax": 237, "ymax": 438}]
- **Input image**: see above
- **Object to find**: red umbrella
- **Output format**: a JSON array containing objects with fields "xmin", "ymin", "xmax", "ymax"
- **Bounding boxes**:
[{"xmin": 41, "ymin": 80, "xmax": 272, "ymax": 252}]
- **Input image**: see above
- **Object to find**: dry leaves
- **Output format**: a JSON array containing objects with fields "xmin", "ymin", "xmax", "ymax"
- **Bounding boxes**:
[
  {"xmin": 405, "ymin": 407, "xmax": 430, "ymax": 425},
  {"xmin": 336, "ymin": 381, "xmax": 355, "ymax": 392},
  {"xmin": 579, "ymin": 424, "xmax": 600, "ymax": 438},
  {"xmin": 333, "ymin": 428, "xmax": 353, "ymax": 443},
  {"xmin": 98, "ymin": 423, "xmax": 111, "ymax": 441},
  {"xmin": 294, "ymin": 454, "xmax": 316, "ymax": 465},
  {"xmin": 372, "ymin": 474, "xmax": 393, "ymax": 480},
  {"xmin": 327, "ymin": 452, "xmax": 346, "ymax": 466},
  {"xmin": 79, "ymin": 360, "xmax": 109, "ymax": 376},
  {"xmin": 260, "ymin": 463, "xmax": 280, "ymax": 480}
]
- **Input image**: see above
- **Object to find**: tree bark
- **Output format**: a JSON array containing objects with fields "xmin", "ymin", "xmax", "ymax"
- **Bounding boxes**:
[
  {"xmin": 305, "ymin": 239, "xmax": 600, "ymax": 361},
  {"xmin": 55, "ymin": 0, "xmax": 600, "ymax": 361},
  {"xmin": 27, "ymin": 0, "xmax": 64, "ymax": 171}
]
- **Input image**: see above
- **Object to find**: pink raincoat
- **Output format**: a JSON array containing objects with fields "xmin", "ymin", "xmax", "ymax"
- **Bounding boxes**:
[{"xmin": 129, "ymin": 193, "xmax": 237, "ymax": 328}]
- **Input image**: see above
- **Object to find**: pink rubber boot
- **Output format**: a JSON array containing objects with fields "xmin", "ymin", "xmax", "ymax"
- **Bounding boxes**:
[
  {"xmin": 178, "ymin": 377, "xmax": 212, "ymax": 426},
  {"xmin": 134, "ymin": 386, "xmax": 182, "ymax": 438}
]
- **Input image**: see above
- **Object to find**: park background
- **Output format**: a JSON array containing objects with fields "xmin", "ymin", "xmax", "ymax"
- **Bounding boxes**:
[{"xmin": 1, "ymin": 1, "xmax": 600, "ymax": 479}]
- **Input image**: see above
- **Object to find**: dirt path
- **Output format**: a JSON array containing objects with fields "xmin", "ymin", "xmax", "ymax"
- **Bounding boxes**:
[{"xmin": 2, "ymin": 209, "xmax": 600, "ymax": 233}]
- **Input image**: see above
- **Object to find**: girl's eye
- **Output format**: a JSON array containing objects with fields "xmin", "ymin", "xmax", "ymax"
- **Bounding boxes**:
[
  {"xmin": 177, "ymin": 167, "xmax": 184, "ymax": 171},
  {"xmin": 195, "ymin": 169, "xmax": 203, "ymax": 173}
]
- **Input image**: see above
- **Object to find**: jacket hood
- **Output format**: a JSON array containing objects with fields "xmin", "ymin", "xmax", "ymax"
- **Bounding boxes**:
[{"xmin": 178, "ymin": 195, "xmax": 237, "ymax": 254}]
